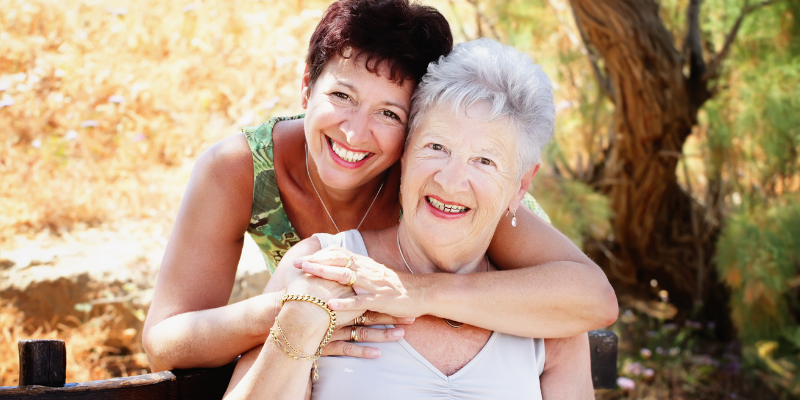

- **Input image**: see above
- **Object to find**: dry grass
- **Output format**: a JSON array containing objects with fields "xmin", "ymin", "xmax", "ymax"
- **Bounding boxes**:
[
  {"xmin": 0, "ymin": 298, "xmax": 149, "ymax": 386},
  {"xmin": 0, "ymin": 0, "xmax": 335, "ymax": 241}
]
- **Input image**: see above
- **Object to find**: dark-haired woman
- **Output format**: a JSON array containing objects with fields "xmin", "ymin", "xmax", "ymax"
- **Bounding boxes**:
[{"xmin": 142, "ymin": 0, "xmax": 617, "ymax": 374}]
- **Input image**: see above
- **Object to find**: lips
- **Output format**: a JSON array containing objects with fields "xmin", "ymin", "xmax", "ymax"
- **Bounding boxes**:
[{"xmin": 329, "ymin": 137, "xmax": 370, "ymax": 163}]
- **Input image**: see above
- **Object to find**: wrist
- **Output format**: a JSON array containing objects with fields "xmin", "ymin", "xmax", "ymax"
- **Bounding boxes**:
[
  {"xmin": 275, "ymin": 301, "xmax": 332, "ymax": 353},
  {"xmin": 409, "ymin": 273, "xmax": 433, "ymax": 316}
]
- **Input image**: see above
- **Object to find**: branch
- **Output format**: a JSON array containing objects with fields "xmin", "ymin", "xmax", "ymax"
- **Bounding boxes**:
[
  {"xmin": 685, "ymin": 0, "xmax": 706, "ymax": 81},
  {"xmin": 570, "ymin": 3, "xmax": 614, "ymax": 100},
  {"xmin": 464, "ymin": 0, "xmax": 500, "ymax": 40},
  {"xmin": 703, "ymin": 0, "xmax": 774, "ymax": 81}
]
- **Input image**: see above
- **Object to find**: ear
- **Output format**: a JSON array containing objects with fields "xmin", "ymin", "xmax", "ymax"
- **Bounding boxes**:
[
  {"xmin": 301, "ymin": 64, "xmax": 311, "ymax": 109},
  {"xmin": 507, "ymin": 164, "xmax": 540, "ymax": 213}
]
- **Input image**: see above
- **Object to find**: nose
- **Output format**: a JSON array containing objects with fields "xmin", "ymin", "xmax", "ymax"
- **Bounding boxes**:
[
  {"xmin": 340, "ymin": 109, "xmax": 371, "ymax": 147},
  {"xmin": 433, "ymin": 157, "xmax": 470, "ymax": 195}
]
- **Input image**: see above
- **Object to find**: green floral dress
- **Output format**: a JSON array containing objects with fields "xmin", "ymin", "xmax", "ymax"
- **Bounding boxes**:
[{"xmin": 243, "ymin": 115, "xmax": 551, "ymax": 274}]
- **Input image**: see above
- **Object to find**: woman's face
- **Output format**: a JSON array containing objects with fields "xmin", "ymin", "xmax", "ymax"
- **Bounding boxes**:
[
  {"xmin": 401, "ymin": 101, "xmax": 525, "ymax": 259},
  {"xmin": 303, "ymin": 53, "xmax": 415, "ymax": 190}
]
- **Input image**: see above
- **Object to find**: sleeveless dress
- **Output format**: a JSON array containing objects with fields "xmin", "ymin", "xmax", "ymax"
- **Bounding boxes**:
[
  {"xmin": 243, "ymin": 116, "xmax": 552, "ymax": 273},
  {"xmin": 311, "ymin": 231, "xmax": 546, "ymax": 400}
]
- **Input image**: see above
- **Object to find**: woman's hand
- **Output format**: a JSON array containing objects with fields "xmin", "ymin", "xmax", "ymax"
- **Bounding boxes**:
[
  {"xmin": 291, "ymin": 246, "xmax": 424, "ymax": 318},
  {"xmin": 322, "ymin": 311, "xmax": 413, "ymax": 358},
  {"xmin": 281, "ymin": 264, "xmax": 413, "ymax": 359}
]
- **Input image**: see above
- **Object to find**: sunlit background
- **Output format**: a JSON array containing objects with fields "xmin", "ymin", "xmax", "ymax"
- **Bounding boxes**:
[{"xmin": 1, "ymin": 0, "xmax": 797, "ymax": 398}]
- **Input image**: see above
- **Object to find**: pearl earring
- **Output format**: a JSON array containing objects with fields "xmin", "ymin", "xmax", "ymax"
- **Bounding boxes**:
[{"xmin": 511, "ymin": 210, "xmax": 517, "ymax": 227}]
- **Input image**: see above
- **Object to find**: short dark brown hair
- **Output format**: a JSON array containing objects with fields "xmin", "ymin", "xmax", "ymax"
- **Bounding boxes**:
[{"xmin": 306, "ymin": 0, "xmax": 453, "ymax": 87}]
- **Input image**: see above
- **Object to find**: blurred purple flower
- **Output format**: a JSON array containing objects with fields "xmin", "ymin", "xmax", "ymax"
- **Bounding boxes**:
[
  {"xmin": 669, "ymin": 347, "xmax": 681, "ymax": 357},
  {"xmin": 656, "ymin": 347, "xmax": 665, "ymax": 355},
  {"xmin": 31, "ymin": 139, "xmax": 42, "ymax": 149},
  {"xmin": 625, "ymin": 362, "xmax": 644, "ymax": 376},
  {"xmin": 721, "ymin": 361, "xmax": 740, "ymax": 375},
  {"xmin": 65, "ymin": 130, "xmax": 78, "ymax": 141},
  {"xmin": 80, "ymin": 120, "xmax": 99, "ymax": 128},
  {"xmin": 108, "ymin": 95, "xmax": 125, "ymax": 104},
  {"xmin": 686, "ymin": 320, "xmax": 703, "ymax": 329},
  {"xmin": 617, "ymin": 377, "xmax": 636, "ymax": 391},
  {"xmin": 662, "ymin": 323, "xmax": 677, "ymax": 331},
  {"xmin": 640, "ymin": 348, "xmax": 652, "ymax": 359},
  {"xmin": 133, "ymin": 133, "xmax": 146, "ymax": 142},
  {"xmin": 643, "ymin": 368, "xmax": 654, "ymax": 378}
]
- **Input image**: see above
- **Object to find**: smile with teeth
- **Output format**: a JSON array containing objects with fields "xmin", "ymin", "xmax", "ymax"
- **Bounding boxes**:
[
  {"xmin": 330, "ymin": 138, "xmax": 370, "ymax": 163},
  {"xmin": 427, "ymin": 196, "xmax": 469, "ymax": 213}
]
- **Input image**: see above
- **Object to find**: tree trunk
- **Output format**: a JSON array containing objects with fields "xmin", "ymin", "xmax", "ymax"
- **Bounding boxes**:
[{"xmin": 568, "ymin": 0, "xmax": 731, "ymax": 337}]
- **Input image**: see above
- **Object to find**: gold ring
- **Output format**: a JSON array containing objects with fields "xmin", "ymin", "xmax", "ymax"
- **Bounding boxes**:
[
  {"xmin": 350, "ymin": 326, "xmax": 359, "ymax": 342},
  {"xmin": 346, "ymin": 270, "xmax": 358, "ymax": 287},
  {"xmin": 343, "ymin": 255, "xmax": 354, "ymax": 269},
  {"xmin": 354, "ymin": 314, "xmax": 367, "ymax": 326}
]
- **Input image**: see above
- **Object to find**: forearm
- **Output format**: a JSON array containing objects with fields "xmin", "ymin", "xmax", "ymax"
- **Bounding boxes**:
[
  {"xmin": 144, "ymin": 291, "xmax": 283, "ymax": 372},
  {"xmin": 418, "ymin": 261, "xmax": 617, "ymax": 338},
  {"xmin": 224, "ymin": 302, "xmax": 330, "ymax": 400}
]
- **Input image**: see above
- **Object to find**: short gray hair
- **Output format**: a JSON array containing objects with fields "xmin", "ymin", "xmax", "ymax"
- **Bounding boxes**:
[{"xmin": 408, "ymin": 38, "xmax": 555, "ymax": 177}]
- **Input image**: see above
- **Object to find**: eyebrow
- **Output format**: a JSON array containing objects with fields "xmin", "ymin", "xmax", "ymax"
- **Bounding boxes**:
[{"xmin": 335, "ymin": 79, "xmax": 410, "ymax": 117}]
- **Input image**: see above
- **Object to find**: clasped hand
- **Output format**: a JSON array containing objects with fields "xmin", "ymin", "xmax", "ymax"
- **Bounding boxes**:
[{"xmin": 281, "ymin": 248, "xmax": 414, "ymax": 359}]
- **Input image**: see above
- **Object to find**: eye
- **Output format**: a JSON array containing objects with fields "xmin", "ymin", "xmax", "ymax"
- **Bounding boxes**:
[
  {"xmin": 381, "ymin": 109, "xmax": 401, "ymax": 121},
  {"xmin": 331, "ymin": 92, "xmax": 350, "ymax": 101},
  {"xmin": 428, "ymin": 143, "xmax": 444, "ymax": 151},
  {"xmin": 479, "ymin": 157, "xmax": 495, "ymax": 166}
]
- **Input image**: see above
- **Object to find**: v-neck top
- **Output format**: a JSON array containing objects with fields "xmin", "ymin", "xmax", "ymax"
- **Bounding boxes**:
[
  {"xmin": 244, "ymin": 115, "xmax": 551, "ymax": 274},
  {"xmin": 311, "ymin": 231, "xmax": 545, "ymax": 400}
]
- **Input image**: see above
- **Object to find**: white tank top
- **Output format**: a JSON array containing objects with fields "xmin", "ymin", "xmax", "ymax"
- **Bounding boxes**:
[{"xmin": 312, "ymin": 230, "xmax": 545, "ymax": 400}]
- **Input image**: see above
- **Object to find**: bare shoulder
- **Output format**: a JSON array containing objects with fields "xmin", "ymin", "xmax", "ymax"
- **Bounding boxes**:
[{"xmin": 195, "ymin": 133, "xmax": 253, "ymax": 190}]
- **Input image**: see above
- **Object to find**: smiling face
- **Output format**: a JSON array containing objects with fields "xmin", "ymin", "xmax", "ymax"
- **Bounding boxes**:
[
  {"xmin": 400, "ymin": 101, "xmax": 528, "ymax": 269},
  {"xmin": 302, "ymin": 53, "xmax": 415, "ymax": 190}
]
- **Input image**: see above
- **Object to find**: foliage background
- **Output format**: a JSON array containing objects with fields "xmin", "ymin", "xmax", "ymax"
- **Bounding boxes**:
[{"xmin": 1, "ymin": 0, "xmax": 797, "ymax": 397}]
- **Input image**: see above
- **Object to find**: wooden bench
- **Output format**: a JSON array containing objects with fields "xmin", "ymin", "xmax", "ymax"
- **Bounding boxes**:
[{"xmin": 0, "ymin": 330, "xmax": 617, "ymax": 398}]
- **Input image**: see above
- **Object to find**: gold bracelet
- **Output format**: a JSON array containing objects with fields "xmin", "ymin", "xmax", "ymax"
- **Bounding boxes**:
[
  {"xmin": 280, "ymin": 294, "xmax": 337, "ymax": 357},
  {"xmin": 270, "ymin": 317, "xmax": 322, "ymax": 380}
]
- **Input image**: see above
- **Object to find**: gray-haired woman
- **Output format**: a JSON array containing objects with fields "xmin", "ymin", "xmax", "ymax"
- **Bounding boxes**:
[{"xmin": 224, "ymin": 38, "xmax": 602, "ymax": 400}]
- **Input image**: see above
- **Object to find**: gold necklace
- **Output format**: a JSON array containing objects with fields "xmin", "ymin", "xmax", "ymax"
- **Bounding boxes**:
[
  {"xmin": 395, "ymin": 228, "xmax": 488, "ymax": 329},
  {"xmin": 305, "ymin": 144, "xmax": 383, "ymax": 233}
]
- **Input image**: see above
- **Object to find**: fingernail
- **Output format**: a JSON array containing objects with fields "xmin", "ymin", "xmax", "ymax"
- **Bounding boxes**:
[
  {"xmin": 370, "ymin": 349, "xmax": 381, "ymax": 357},
  {"xmin": 328, "ymin": 300, "xmax": 339, "ymax": 309},
  {"xmin": 403, "ymin": 318, "xmax": 415, "ymax": 324},
  {"xmin": 392, "ymin": 329, "xmax": 404, "ymax": 337}
]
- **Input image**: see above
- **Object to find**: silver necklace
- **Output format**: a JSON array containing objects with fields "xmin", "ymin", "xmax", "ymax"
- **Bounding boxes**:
[
  {"xmin": 305, "ymin": 144, "xmax": 383, "ymax": 233},
  {"xmin": 395, "ymin": 228, "xmax": 488, "ymax": 329}
]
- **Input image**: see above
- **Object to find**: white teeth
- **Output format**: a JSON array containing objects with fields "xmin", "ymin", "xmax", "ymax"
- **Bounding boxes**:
[
  {"xmin": 331, "ymin": 140, "xmax": 369, "ymax": 163},
  {"xmin": 426, "ymin": 197, "xmax": 468, "ymax": 213}
]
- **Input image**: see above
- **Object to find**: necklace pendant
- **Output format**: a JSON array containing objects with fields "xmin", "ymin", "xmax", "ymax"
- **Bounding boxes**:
[{"xmin": 444, "ymin": 318, "xmax": 464, "ymax": 329}]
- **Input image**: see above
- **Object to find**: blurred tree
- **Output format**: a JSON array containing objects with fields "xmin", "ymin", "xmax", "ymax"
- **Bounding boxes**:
[{"xmin": 560, "ymin": 0, "xmax": 793, "ymax": 334}]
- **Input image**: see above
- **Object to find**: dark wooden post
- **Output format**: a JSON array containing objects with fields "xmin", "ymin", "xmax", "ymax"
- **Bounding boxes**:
[
  {"xmin": 18, "ymin": 339, "xmax": 66, "ymax": 387},
  {"xmin": 588, "ymin": 329, "xmax": 618, "ymax": 389}
]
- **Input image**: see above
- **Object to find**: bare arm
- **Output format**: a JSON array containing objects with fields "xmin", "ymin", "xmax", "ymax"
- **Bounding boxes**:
[
  {"xmin": 422, "ymin": 206, "xmax": 618, "ymax": 337},
  {"xmin": 142, "ymin": 134, "xmax": 280, "ymax": 371},
  {"xmin": 540, "ymin": 333, "xmax": 594, "ymax": 399},
  {"xmin": 297, "ymin": 205, "xmax": 616, "ymax": 338},
  {"xmin": 224, "ymin": 239, "xmax": 372, "ymax": 399}
]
